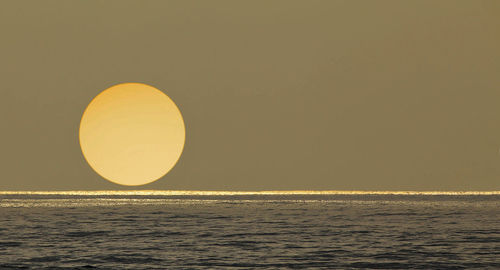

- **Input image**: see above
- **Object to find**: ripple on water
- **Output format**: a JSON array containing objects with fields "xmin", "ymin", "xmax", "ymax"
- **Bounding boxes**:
[{"xmin": 0, "ymin": 193, "xmax": 498, "ymax": 269}]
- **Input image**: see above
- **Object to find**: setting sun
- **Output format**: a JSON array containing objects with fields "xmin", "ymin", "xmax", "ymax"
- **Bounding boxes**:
[{"xmin": 79, "ymin": 83, "xmax": 185, "ymax": 186}]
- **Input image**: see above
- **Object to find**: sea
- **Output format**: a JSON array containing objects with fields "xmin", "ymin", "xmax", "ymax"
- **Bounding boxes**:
[{"xmin": 0, "ymin": 191, "xmax": 498, "ymax": 269}]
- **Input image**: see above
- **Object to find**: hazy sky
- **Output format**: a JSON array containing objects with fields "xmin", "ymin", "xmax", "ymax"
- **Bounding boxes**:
[{"xmin": 1, "ymin": 1, "xmax": 499, "ymax": 191}]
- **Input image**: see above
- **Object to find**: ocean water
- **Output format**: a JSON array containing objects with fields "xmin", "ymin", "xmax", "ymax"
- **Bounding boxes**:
[{"xmin": 0, "ymin": 191, "xmax": 498, "ymax": 269}]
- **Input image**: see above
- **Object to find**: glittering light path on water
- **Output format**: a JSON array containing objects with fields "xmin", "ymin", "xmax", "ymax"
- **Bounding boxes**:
[{"xmin": 0, "ymin": 190, "xmax": 498, "ymax": 196}]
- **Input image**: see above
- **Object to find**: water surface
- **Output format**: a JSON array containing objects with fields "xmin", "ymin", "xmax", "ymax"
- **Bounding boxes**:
[{"xmin": 0, "ymin": 191, "xmax": 498, "ymax": 269}]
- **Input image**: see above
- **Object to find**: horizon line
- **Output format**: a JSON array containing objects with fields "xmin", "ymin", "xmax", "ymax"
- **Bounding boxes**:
[{"xmin": 0, "ymin": 190, "xmax": 499, "ymax": 196}]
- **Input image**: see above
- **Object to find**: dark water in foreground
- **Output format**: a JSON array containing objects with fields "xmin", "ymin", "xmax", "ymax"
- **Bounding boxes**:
[{"xmin": 0, "ymin": 193, "xmax": 498, "ymax": 269}]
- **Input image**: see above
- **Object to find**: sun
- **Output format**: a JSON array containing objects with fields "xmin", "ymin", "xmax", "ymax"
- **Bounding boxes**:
[{"xmin": 79, "ymin": 83, "xmax": 185, "ymax": 186}]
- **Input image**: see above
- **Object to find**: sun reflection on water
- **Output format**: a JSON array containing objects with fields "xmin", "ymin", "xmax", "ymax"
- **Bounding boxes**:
[{"xmin": 0, "ymin": 190, "xmax": 498, "ymax": 196}]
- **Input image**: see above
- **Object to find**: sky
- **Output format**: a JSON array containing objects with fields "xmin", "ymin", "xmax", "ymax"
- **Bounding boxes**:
[{"xmin": 1, "ymin": 0, "xmax": 499, "ymax": 191}]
